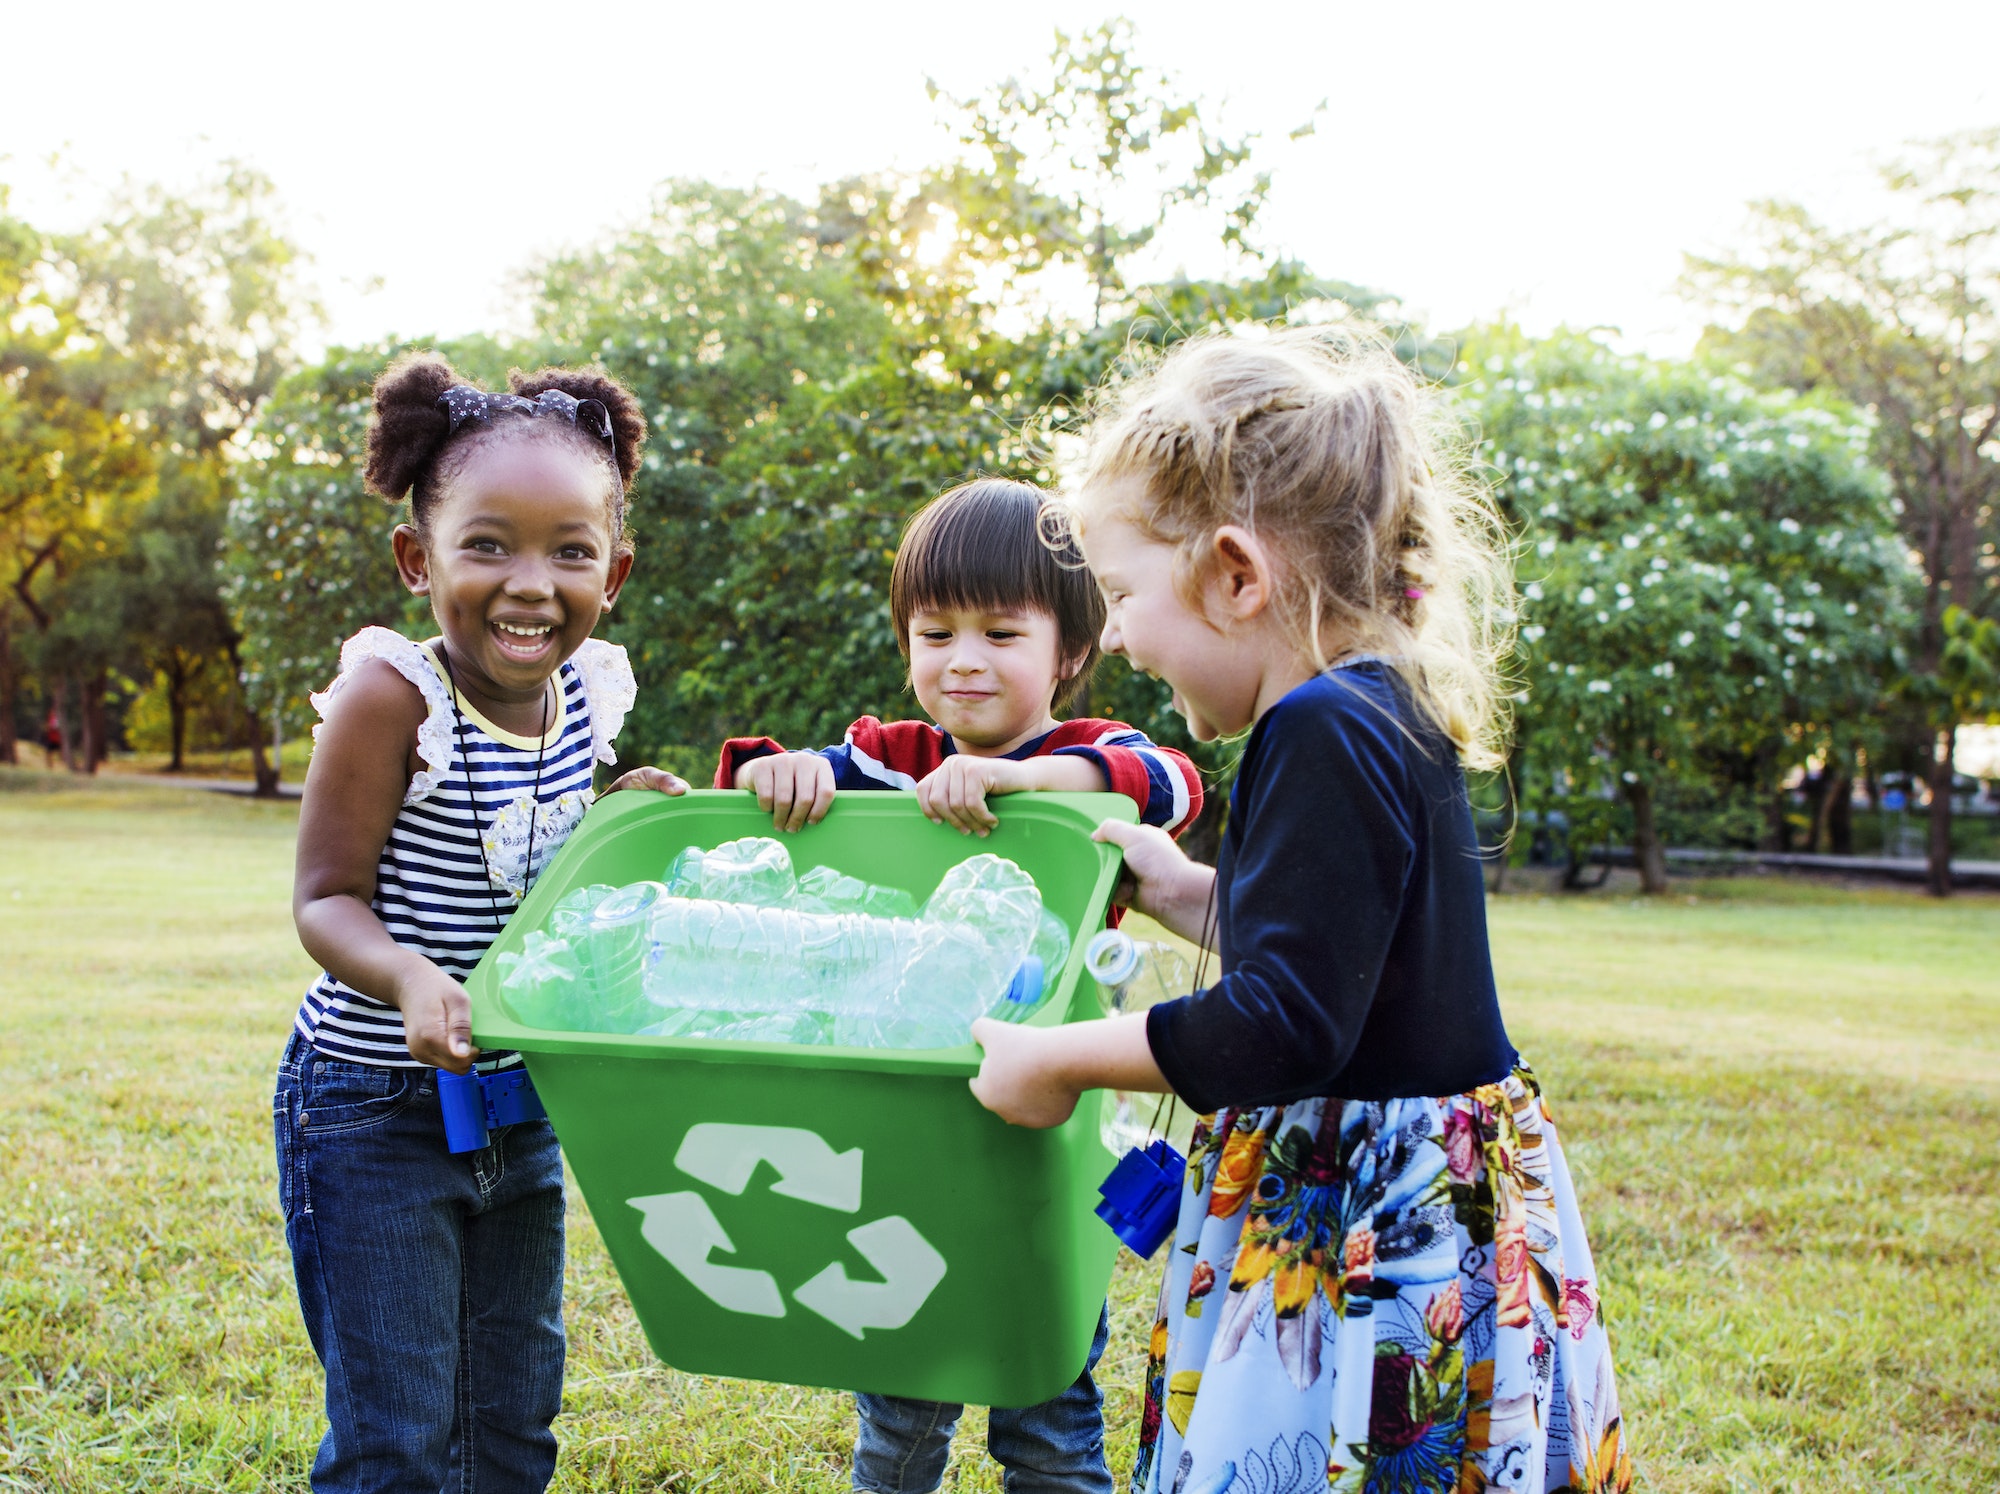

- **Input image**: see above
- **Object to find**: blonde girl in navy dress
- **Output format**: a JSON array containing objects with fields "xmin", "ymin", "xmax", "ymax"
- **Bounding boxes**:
[{"xmin": 968, "ymin": 328, "xmax": 1631, "ymax": 1493}]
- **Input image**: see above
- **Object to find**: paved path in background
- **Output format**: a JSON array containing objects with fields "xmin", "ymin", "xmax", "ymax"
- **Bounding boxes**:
[
  {"xmin": 1592, "ymin": 844, "xmax": 2000, "ymax": 889},
  {"xmin": 92, "ymin": 772, "xmax": 303, "ymax": 801}
]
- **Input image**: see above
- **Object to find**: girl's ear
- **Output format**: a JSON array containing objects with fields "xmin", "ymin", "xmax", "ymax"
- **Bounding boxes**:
[
  {"xmin": 1208, "ymin": 524, "xmax": 1274, "ymax": 623},
  {"xmin": 600, "ymin": 549, "xmax": 636, "ymax": 612},
  {"xmin": 391, "ymin": 524, "xmax": 432, "ymax": 597}
]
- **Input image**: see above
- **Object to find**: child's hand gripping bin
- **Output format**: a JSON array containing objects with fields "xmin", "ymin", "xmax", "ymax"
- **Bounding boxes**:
[{"xmin": 462, "ymin": 788, "xmax": 1138, "ymax": 1408}]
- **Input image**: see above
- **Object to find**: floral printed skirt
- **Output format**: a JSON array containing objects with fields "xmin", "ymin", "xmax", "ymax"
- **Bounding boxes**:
[{"xmin": 1132, "ymin": 1066, "xmax": 1630, "ymax": 1494}]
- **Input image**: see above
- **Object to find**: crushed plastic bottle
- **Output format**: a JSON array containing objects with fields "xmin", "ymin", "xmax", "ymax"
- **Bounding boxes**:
[
  {"xmin": 527, "ymin": 843, "xmax": 1065, "ymax": 1049},
  {"xmin": 1085, "ymin": 929, "xmax": 1194, "ymax": 1015},
  {"xmin": 648, "ymin": 900, "xmax": 919, "ymax": 1025},
  {"xmin": 923, "ymin": 854, "xmax": 1042, "ymax": 949},
  {"xmin": 664, "ymin": 837, "xmax": 798, "ymax": 907},
  {"xmin": 547, "ymin": 884, "xmax": 619, "ymax": 941},
  {"xmin": 572, "ymin": 881, "xmax": 667, "ymax": 1032},
  {"xmin": 1030, "ymin": 909, "xmax": 1073, "ymax": 999},
  {"xmin": 795, "ymin": 863, "xmax": 920, "ymax": 920},
  {"xmin": 495, "ymin": 931, "xmax": 583, "ymax": 1030}
]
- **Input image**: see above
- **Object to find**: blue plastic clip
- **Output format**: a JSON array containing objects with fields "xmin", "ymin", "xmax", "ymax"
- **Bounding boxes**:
[
  {"xmin": 438, "ymin": 1067, "xmax": 548, "ymax": 1154},
  {"xmin": 1000, "ymin": 956, "xmax": 1045, "ymax": 1011},
  {"xmin": 1095, "ymin": 1138, "xmax": 1184, "ymax": 1257}
]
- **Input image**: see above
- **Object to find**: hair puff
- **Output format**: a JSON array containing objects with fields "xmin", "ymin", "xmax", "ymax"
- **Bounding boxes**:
[
  {"xmin": 364, "ymin": 351, "xmax": 461, "ymax": 501},
  {"xmin": 508, "ymin": 365, "xmax": 647, "ymax": 491}
]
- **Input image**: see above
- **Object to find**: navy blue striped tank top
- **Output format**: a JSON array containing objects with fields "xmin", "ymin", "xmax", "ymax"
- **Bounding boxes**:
[{"xmin": 294, "ymin": 627, "xmax": 635, "ymax": 1067}]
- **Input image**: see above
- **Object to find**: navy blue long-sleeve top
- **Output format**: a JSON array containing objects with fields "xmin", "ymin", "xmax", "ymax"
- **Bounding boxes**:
[{"xmin": 1146, "ymin": 662, "xmax": 1518, "ymax": 1111}]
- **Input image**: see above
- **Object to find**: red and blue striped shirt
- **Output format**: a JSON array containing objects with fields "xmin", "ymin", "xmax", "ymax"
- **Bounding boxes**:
[{"xmin": 715, "ymin": 715, "xmax": 1204, "ymax": 835}]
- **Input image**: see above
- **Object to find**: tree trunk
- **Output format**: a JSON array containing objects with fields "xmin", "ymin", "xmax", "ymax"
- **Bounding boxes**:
[
  {"xmin": 1817, "ymin": 772, "xmax": 1854, "ymax": 856},
  {"xmin": 223, "ymin": 639, "xmax": 282, "ymax": 797},
  {"xmin": 249, "ymin": 724, "xmax": 280, "ymax": 796},
  {"xmin": 56, "ymin": 675, "xmax": 79, "ymax": 773},
  {"xmin": 1926, "ymin": 725, "xmax": 1955, "ymax": 898},
  {"xmin": 0, "ymin": 614, "xmax": 15, "ymax": 766},
  {"xmin": 1828, "ymin": 774, "xmax": 1854, "ymax": 855},
  {"xmin": 81, "ymin": 671, "xmax": 109, "ymax": 774},
  {"xmin": 1807, "ymin": 758, "xmax": 1848, "ymax": 856},
  {"xmin": 167, "ymin": 658, "xmax": 189, "ymax": 772},
  {"xmin": 244, "ymin": 700, "xmax": 281, "ymax": 797},
  {"xmin": 1624, "ymin": 778, "xmax": 1669, "ymax": 894}
]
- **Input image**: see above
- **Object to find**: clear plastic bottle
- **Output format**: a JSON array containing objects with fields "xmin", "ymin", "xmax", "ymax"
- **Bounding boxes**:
[
  {"xmin": 663, "ymin": 836, "xmax": 798, "ymax": 906},
  {"xmin": 1030, "ymin": 909, "xmax": 1072, "ymax": 1001},
  {"xmin": 573, "ymin": 881, "xmax": 667, "ymax": 1032},
  {"xmin": 1084, "ymin": 929, "xmax": 1194, "ymax": 1014},
  {"xmin": 647, "ymin": 899, "xmax": 923, "ymax": 1030},
  {"xmin": 794, "ymin": 863, "xmax": 920, "ymax": 920},
  {"xmin": 495, "ymin": 931, "xmax": 583, "ymax": 1030},
  {"xmin": 558, "ymin": 851, "xmax": 1065, "ymax": 1051},
  {"xmin": 1085, "ymin": 929, "xmax": 1197, "ymax": 1153},
  {"xmin": 547, "ymin": 883, "xmax": 618, "ymax": 941}
]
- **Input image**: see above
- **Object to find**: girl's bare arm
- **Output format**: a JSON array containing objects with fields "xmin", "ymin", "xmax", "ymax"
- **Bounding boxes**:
[
  {"xmin": 293, "ymin": 660, "xmax": 477, "ymax": 1071},
  {"xmin": 968, "ymin": 1012, "xmax": 1170, "ymax": 1128}
]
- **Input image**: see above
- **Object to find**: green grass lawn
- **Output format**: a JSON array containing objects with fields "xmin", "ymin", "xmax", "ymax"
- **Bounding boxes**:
[{"xmin": 1, "ymin": 772, "xmax": 1995, "ymax": 1492}]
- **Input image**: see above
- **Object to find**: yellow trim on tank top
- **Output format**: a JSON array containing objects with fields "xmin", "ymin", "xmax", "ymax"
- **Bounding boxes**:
[{"xmin": 421, "ymin": 642, "xmax": 568, "ymax": 751}]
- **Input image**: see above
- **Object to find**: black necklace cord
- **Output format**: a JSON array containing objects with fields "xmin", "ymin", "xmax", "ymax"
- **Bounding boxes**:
[
  {"xmin": 1153, "ymin": 872, "xmax": 1222, "ymax": 1141},
  {"xmin": 435, "ymin": 644, "xmax": 553, "ymax": 933}
]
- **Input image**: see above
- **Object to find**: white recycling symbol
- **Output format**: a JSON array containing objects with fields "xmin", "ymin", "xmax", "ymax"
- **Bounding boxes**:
[{"xmin": 627, "ymin": 1123, "xmax": 947, "ymax": 1340}]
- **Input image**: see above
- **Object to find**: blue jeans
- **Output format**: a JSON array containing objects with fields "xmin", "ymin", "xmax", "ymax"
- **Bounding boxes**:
[
  {"xmin": 852, "ymin": 1305, "xmax": 1112, "ymax": 1493},
  {"xmin": 274, "ymin": 1033, "xmax": 566, "ymax": 1494}
]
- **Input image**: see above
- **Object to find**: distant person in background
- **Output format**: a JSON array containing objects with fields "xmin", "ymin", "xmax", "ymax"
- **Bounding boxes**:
[
  {"xmin": 280, "ymin": 352, "xmax": 685, "ymax": 1494},
  {"xmin": 42, "ymin": 705, "xmax": 60, "ymax": 769}
]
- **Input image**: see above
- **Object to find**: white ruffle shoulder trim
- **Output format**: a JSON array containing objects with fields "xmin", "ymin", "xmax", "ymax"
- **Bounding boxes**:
[
  {"xmin": 309, "ymin": 627, "xmax": 459, "ymax": 805},
  {"xmin": 568, "ymin": 638, "xmax": 636, "ymax": 768}
]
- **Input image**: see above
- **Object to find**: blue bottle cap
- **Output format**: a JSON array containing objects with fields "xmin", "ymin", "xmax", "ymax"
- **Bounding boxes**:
[{"xmin": 1002, "ymin": 956, "xmax": 1045, "ymax": 1007}]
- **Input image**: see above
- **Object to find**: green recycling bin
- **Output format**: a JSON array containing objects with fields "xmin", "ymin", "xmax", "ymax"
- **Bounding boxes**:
[{"xmin": 466, "ymin": 788, "xmax": 1136, "ymax": 1407}]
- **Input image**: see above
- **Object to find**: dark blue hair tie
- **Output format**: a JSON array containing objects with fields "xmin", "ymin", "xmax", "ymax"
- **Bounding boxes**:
[{"xmin": 437, "ymin": 386, "xmax": 619, "ymax": 485}]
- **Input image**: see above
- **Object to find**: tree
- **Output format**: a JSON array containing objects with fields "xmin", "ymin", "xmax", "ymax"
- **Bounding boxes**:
[
  {"xmin": 930, "ymin": 17, "xmax": 1302, "ymax": 328},
  {"xmin": 47, "ymin": 165, "xmax": 315, "ymax": 789},
  {"xmin": 0, "ymin": 303, "xmax": 157, "ymax": 771},
  {"xmin": 58, "ymin": 164, "xmax": 311, "ymax": 454},
  {"xmin": 223, "ymin": 338, "xmax": 509, "ymax": 740},
  {"xmin": 123, "ymin": 471, "xmax": 237, "ymax": 770},
  {"xmin": 1462, "ymin": 327, "xmax": 1915, "ymax": 891},
  {"xmin": 1688, "ymin": 128, "xmax": 2000, "ymax": 893},
  {"xmin": 529, "ymin": 182, "xmax": 1029, "ymax": 764}
]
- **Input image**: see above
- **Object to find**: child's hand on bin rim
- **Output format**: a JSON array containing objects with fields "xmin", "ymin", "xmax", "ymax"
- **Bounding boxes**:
[
  {"xmin": 1091, "ymin": 820, "xmax": 1217, "ymax": 943},
  {"xmin": 916, "ymin": 755, "xmax": 1015, "ymax": 836},
  {"xmin": 917, "ymin": 754, "xmax": 1102, "ymax": 837},
  {"xmin": 970, "ymin": 1011, "xmax": 1168, "ymax": 1129},
  {"xmin": 396, "ymin": 958, "xmax": 479, "ymax": 1075},
  {"xmin": 967, "ymin": 1018, "xmax": 1082, "ymax": 1128},
  {"xmin": 735, "ymin": 750, "xmax": 836, "ymax": 832},
  {"xmin": 602, "ymin": 766, "xmax": 690, "ymax": 796}
]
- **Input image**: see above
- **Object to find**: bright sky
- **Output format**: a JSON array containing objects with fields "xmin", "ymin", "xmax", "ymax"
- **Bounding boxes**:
[{"xmin": 7, "ymin": 0, "xmax": 1997, "ymax": 357}]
